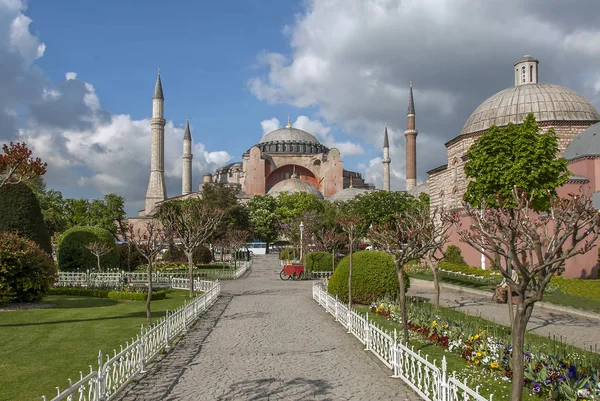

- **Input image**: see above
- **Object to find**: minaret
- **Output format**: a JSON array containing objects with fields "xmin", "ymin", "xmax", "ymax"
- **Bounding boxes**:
[
  {"xmin": 182, "ymin": 117, "xmax": 193, "ymax": 195},
  {"xmin": 144, "ymin": 69, "xmax": 167, "ymax": 215},
  {"xmin": 404, "ymin": 81, "xmax": 418, "ymax": 191},
  {"xmin": 382, "ymin": 123, "xmax": 391, "ymax": 191}
]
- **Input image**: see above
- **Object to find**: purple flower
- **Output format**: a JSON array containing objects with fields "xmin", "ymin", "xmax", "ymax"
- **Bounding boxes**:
[
  {"xmin": 532, "ymin": 381, "xmax": 541, "ymax": 393},
  {"xmin": 544, "ymin": 378, "xmax": 552, "ymax": 386},
  {"xmin": 568, "ymin": 365, "xmax": 577, "ymax": 379}
]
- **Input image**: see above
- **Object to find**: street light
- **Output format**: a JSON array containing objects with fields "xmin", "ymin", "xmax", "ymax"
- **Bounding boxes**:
[{"xmin": 299, "ymin": 221, "xmax": 305, "ymax": 261}]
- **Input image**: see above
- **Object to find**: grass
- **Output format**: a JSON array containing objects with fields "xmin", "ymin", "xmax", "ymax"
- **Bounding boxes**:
[
  {"xmin": 408, "ymin": 272, "xmax": 600, "ymax": 314},
  {"xmin": 0, "ymin": 289, "xmax": 191, "ymax": 401}
]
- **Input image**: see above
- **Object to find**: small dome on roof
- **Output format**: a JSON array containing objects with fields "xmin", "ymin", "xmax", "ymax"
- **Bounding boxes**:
[
  {"xmin": 267, "ymin": 178, "xmax": 324, "ymax": 199},
  {"xmin": 328, "ymin": 186, "xmax": 370, "ymax": 202},
  {"xmin": 563, "ymin": 122, "xmax": 600, "ymax": 160}
]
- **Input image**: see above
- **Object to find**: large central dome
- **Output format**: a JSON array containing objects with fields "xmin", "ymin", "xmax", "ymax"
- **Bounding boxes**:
[
  {"xmin": 461, "ymin": 84, "xmax": 600, "ymax": 136},
  {"xmin": 258, "ymin": 126, "xmax": 320, "ymax": 145}
]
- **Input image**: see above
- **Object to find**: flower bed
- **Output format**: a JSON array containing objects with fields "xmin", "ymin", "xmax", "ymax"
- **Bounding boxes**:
[
  {"xmin": 49, "ymin": 287, "xmax": 167, "ymax": 301},
  {"xmin": 369, "ymin": 299, "xmax": 600, "ymax": 400}
]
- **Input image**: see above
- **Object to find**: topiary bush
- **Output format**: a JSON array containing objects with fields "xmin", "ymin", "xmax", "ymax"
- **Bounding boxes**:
[
  {"xmin": 0, "ymin": 232, "xmax": 57, "ymax": 304},
  {"xmin": 328, "ymin": 250, "xmax": 410, "ymax": 304},
  {"xmin": 443, "ymin": 245, "xmax": 467, "ymax": 266},
  {"xmin": 0, "ymin": 182, "xmax": 52, "ymax": 254},
  {"xmin": 279, "ymin": 247, "xmax": 298, "ymax": 260},
  {"xmin": 305, "ymin": 251, "xmax": 334, "ymax": 272},
  {"xmin": 57, "ymin": 226, "xmax": 118, "ymax": 271},
  {"xmin": 162, "ymin": 244, "xmax": 212, "ymax": 264}
]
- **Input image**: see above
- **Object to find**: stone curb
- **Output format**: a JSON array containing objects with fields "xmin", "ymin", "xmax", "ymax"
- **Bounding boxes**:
[{"xmin": 412, "ymin": 278, "xmax": 600, "ymax": 321}]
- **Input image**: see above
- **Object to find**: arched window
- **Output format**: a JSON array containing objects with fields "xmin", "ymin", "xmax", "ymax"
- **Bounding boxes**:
[
  {"xmin": 530, "ymin": 65, "xmax": 534, "ymax": 82},
  {"xmin": 522, "ymin": 66, "xmax": 526, "ymax": 83}
]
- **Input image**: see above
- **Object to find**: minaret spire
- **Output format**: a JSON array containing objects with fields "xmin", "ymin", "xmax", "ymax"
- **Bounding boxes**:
[
  {"xmin": 405, "ymin": 81, "xmax": 418, "ymax": 191},
  {"xmin": 382, "ymin": 123, "xmax": 391, "ymax": 191},
  {"xmin": 145, "ymin": 70, "xmax": 167, "ymax": 215},
  {"xmin": 182, "ymin": 117, "xmax": 193, "ymax": 195},
  {"xmin": 286, "ymin": 115, "xmax": 292, "ymax": 129}
]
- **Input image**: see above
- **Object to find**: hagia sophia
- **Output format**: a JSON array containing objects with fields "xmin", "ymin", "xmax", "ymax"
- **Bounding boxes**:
[{"xmin": 138, "ymin": 55, "xmax": 600, "ymax": 278}]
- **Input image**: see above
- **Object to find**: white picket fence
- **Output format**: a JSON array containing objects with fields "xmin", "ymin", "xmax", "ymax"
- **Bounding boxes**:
[
  {"xmin": 312, "ymin": 281, "xmax": 493, "ymax": 401},
  {"xmin": 55, "ymin": 261, "xmax": 251, "ymax": 288},
  {"xmin": 42, "ymin": 278, "xmax": 221, "ymax": 401}
]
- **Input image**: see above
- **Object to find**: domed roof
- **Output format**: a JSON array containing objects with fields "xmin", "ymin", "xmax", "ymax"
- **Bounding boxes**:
[
  {"xmin": 328, "ymin": 187, "xmax": 370, "ymax": 202},
  {"xmin": 267, "ymin": 178, "xmax": 324, "ymax": 199},
  {"xmin": 407, "ymin": 182, "xmax": 430, "ymax": 197},
  {"xmin": 461, "ymin": 84, "xmax": 600, "ymax": 136},
  {"xmin": 258, "ymin": 126, "xmax": 320, "ymax": 145},
  {"xmin": 563, "ymin": 122, "xmax": 600, "ymax": 160}
]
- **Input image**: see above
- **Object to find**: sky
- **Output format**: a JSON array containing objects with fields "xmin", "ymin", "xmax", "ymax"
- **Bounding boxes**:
[{"xmin": 2, "ymin": 0, "xmax": 600, "ymax": 216}]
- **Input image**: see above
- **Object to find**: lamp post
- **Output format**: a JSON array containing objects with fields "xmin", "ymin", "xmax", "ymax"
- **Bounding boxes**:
[{"xmin": 299, "ymin": 221, "xmax": 305, "ymax": 262}]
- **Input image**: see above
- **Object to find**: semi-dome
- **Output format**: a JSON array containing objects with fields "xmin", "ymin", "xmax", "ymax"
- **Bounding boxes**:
[
  {"xmin": 267, "ymin": 177, "xmax": 324, "ymax": 199},
  {"xmin": 327, "ymin": 186, "xmax": 370, "ymax": 202},
  {"xmin": 563, "ymin": 122, "xmax": 600, "ymax": 160},
  {"xmin": 461, "ymin": 84, "xmax": 600, "ymax": 137},
  {"xmin": 258, "ymin": 126, "xmax": 320, "ymax": 145}
]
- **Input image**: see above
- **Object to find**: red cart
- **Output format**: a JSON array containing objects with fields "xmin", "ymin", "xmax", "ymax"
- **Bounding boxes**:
[{"xmin": 280, "ymin": 264, "xmax": 305, "ymax": 280}]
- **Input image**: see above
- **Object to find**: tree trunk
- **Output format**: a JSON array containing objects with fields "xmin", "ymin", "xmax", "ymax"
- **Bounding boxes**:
[
  {"xmin": 507, "ymin": 287, "xmax": 515, "ymax": 326},
  {"xmin": 146, "ymin": 261, "xmax": 153, "ymax": 327},
  {"xmin": 331, "ymin": 249, "xmax": 335, "ymax": 271},
  {"xmin": 510, "ymin": 301, "xmax": 534, "ymax": 401},
  {"xmin": 97, "ymin": 254, "xmax": 101, "ymax": 271},
  {"xmin": 432, "ymin": 263, "xmax": 440, "ymax": 307},
  {"xmin": 127, "ymin": 242, "xmax": 131, "ymax": 271},
  {"xmin": 348, "ymin": 234, "xmax": 353, "ymax": 309},
  {"xmin": 396, "ymin": 261, "xmax": 409, "ymax": 344},
  {"xmin": 186, "ymin": 250, "xmax": 194, "ymax": 297}
]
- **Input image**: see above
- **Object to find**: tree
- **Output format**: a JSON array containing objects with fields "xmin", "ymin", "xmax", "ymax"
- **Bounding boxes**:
[
  {"xmin": 155, "ymin": 198, "xmax": 224, "ymax": 297},
  {"xmin": 86, "ymin": 241, "xmax": 113, "ymax": 271},
  {"xmin": 127, "ymin": 219, "xmax": 168, "ymax": 327},
  {"xmin": 275, "ymin": 192, "xmax": 325, "ymax": 225},
  {"xmin": 463, "ymin": 113, "xmax": 569, "ymax": 212},
  {"xmin": 352, "ymin": 190, "xmax": 419, "ymax": 226},
  {"xmin": 226, "ymin": 229, "xmax": 250, "ymax": 268},
  {"xmin": 0, "ymin": 182, "xmax": 52, "ymax": 254},
  {"xmin": 37, "ymin": 189, "xmax": 68, "ymax": 238},
  {"xmin": 0, "ymin": 142, "xmax": 47, "ymax": 188},
  {"xmin": 369, "ymin": 207, "xmax": 450, "ymax": 344},
  {"xmin": 313, "ymin": 226, "xmax": 346, "ymax": 271},
  {"xmin": 446, "ymin": 189, "xmax": 600, "ymax": 401},
  {"xmin": 247, "ymin": 195, "xmax": 280, "ymax": 250},
  {"xmin": 337, "ymin": 215, "xmax": 364, "ymax": 308}
]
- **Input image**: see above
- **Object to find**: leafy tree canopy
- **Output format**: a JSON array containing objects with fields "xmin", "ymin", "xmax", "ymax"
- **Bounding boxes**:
[
  {"xmin": 247, "ymin": 194, "xmax": 280, "ymax": 244},
  {"xmin": 275, "ymin": 192, "xmax": 325, "ymax": 224},
  {"xmin": 463, "ymin": 113, "xmax": 569, "ymax": 212},
  {"xmin": 349, "ymin": 190, "xmax": 420, "ymax": 227}
]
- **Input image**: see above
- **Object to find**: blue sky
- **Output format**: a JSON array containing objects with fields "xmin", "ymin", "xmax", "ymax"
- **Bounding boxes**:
[{"xmin": 2, "ymin": 0, "xmax": 600, "ymax": 215}]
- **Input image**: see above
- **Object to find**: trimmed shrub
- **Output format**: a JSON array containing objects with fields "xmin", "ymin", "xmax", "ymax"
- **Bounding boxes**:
[
  {"xmin": 57, "ymin": 226, "xmax": 118, "ymax": 271},
  {"xmin": 162, "ymin": 244, "xmax": 212, "ymax": 264},
  {"xmin": 0, "ymin": 182, "xmax": 52, "ymax": 254},
  {"xmin": 48, "ymin": 287, "xmax": 167, "ymax": 301},
  {"xmin": 279, "ymin": 247, "xmax": 299, "ymax": 260},
  {"xmin": 305, "ymin": 251, "xmax": 334, "ymax": 272},
  {"xmin": 145, "ymin": 262, "xmax": 232, "ymax": 271},
  {"xmin": 443, "ymin": 245, "xmax": 467, "ymax": 266},
  {"xmin": 328, "ymin": 250, "xmax": 410, "ymax": 304},
  {"xmin": 0, "ymin": 232, "xmax": 57, "ymax": 304}
]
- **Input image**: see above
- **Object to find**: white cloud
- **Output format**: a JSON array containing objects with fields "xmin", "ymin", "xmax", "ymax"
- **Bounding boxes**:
[
  {"xmin": 293, "ymin": 115, "xmax": 364, "ymax": 156},
  {"xmin": 65, "ymin": 72, "xmax": 77, "ymax": 80},
  {"xmin": 9, "ymin": 13, "xmax": 45, "ymax": 64},
  {"xmin": 260, "ymin": 117, "xmax": 280, "ymax": 135}
]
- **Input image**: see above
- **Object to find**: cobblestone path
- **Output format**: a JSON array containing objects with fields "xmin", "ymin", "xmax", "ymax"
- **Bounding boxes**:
[
  {"xmin": 117, "ymin": 255, "xmax": 415, "ymax": 401},
  {"xmin": 409, "ymin": 279, "xmax": 600, "ymax": 351}
]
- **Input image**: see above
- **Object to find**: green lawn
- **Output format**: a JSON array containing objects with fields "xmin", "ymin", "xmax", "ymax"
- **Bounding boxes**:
[
  {"xmin": 0, "ymin": 289, "xmax": 190, "ymax": 401},
  {"xmin": 409, "ymin": 272, "xmax": 600, "ymax": 314}
]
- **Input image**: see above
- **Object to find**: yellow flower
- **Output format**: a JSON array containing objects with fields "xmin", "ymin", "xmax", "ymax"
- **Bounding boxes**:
[
  {"xmin": 476, "ymin": 352, "xmax": 482, "ymax": 357},
  {"xmin": 474, "ymin": 334, "xmax": 479, "ymax": 340},
  {"xmin": 490, "ymin": 362, "xmax": 499, "ymax": 369},
  {"xmin": 475, "ymin": 360, "xmax": 480, "ymax": 365},
  {"xmin": 432, "ymin": 320, "xmax": 438, "ymax": 327}
]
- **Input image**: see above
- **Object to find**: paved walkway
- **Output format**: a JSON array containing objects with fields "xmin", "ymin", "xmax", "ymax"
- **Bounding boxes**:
[
  {"xmin": 116, "ymin": 255, "xmax": 414, "ymax": 401},
  {"xmin": 408, "ymin": 279, "xmax": 600, "ymax": 351}
]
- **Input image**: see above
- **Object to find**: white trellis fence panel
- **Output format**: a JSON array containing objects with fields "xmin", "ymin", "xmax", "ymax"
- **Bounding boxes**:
[
  {"xmin": 43, "ymin": 280, "xmax": 221, "ymax": 401},
  {"xmin": 312, "ymin": 281, "xmax": 493, "ymax": 401}
]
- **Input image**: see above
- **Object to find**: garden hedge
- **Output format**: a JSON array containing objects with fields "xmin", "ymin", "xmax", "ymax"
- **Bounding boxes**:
[
  {"xmin": 438, "ymin": 261, "xmax": 500, "ymax": 277},
  {"xmin": 0, "ymin": 232, "xmax": 57, "ymax": 304},
  {"xmin": 49, "ymin": 287, "xmax": 167, "ymax": 301},
  {"xmin": 443, "ymin": 245, "xmax": 467, "ymax": 266},
  {"xmin": 57, "ymin": 226, "xmax": 118, "ymax": 271},
  {"xmin": 305, "ymin": 251, "xmax": 334, "ymax": 272},
  {"xmin": 162, "ymin": 244, "xmax": 212, "ymax": 264},
  {"xmin": 0, "ymin": 182, "xmax": 52, "ymax": 254},
  {"xmin": 328, "ymin": 250, "xmax": 410, "ymax": 304}
]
